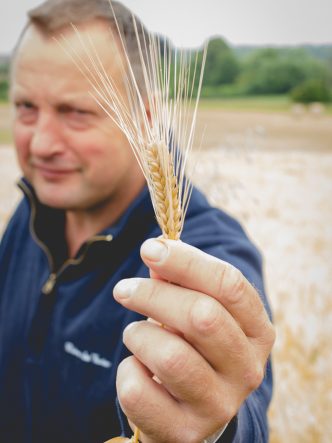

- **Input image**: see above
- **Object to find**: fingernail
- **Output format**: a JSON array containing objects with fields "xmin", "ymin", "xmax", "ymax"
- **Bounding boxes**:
[
  {"xmin": 114, "ymin": 278, "xmax": 139, "ymax": 299},
  {"xmin": 141, "ymin": 238, "xmax": 168, "ymax": 262}
]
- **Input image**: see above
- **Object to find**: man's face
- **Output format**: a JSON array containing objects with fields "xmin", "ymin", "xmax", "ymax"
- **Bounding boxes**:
[{"xmin": 10, "ymin": 21, "xmax": 145, "ymax": 211}]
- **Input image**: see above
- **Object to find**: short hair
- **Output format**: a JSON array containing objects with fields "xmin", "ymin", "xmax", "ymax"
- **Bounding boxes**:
[
  {"xmin": 14, "ymin": 0, "xmax": 149, "ymax": 94},
  {"xmin": 28, "ymin": 0, "xmax": 133, "ymax": 32}
]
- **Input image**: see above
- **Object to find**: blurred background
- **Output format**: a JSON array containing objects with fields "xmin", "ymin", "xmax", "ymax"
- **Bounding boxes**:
[{"xmin": 1, "ymin": 1, "xmax": 332, "ymax": 442}]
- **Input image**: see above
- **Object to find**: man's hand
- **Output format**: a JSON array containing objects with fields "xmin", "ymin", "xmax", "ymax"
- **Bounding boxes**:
[{"xmin": 113, "ymin": 238, "xmax": 275, "ymax": 443}]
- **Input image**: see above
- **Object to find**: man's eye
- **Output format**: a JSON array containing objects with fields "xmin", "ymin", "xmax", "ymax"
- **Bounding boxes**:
[
  {"xmin": 58, "ymin": 105, "xmax": 92, "ymax": 116},
  {"xmin": 15, "ymin": 101, "xmax": 36, "ymax": 110},
  {"xmin": 15, "ymin": 101, "xmax": 38, "ymax": 123},
  {"xmin": 58, "ymin": 105, "xmax": 94, "ymax": 129},
  {"xmin": 74, "ymin": 109, "xmax": 90, "ymax": 115}
]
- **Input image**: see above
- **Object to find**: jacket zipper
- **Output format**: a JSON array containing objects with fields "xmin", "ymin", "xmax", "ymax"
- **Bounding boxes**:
[
  {"xmin": 19, "ymin": 181, "xmax": 113, "ymax": 295},
  {"xmin": 41, "ymin": 234, "xmax": 113, "ymax": 294}
]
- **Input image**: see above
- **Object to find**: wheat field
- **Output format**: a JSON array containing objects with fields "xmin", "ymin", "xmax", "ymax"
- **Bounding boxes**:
[{"xmin": 1, "ymin": 106, "xmax": 331, "ymax": 443}]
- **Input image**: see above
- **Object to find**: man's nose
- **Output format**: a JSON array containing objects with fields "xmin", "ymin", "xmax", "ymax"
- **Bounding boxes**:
[{"xmin": 30, "ymin": 113, "xmax": 65, "ymax": 157}]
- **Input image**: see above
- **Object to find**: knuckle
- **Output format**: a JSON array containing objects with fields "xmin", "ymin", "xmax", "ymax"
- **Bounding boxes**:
[
  {"xmin": 228, "ymin": 271, "xmax": 247, "ymax": 304},
  {"xmin": 244, "ymin": 364, "xmax": 265, "ymax": 391},
  {"xmin": 157, "ymin": 343, "xmax": 189, "ymax": 376},
  {"xmin": 116, "ymin": 359, "xmax": 144, "ymax": 412},
  {"xmin": 190, "ymin": 296, "xmax": 222, "ymax": 336},
  {"xmin": 218, "ymin": 262, "xmax": 246, "ymax": 304}
]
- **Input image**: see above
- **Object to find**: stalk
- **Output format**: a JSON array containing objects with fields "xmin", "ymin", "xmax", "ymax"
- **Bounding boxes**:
[{"xmin": 59, "ymin": 2, "xmax": 207, "ymax": 441}]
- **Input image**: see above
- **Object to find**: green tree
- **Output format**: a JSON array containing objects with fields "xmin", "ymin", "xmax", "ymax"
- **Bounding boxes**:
[
  {"xmin": 0, "ymin": 58, "xmax": 9, "ymax": 101},
  {"xmin": 0, "ymin": 80, "xmax": 9, "ymax": 101},
  {"xmin": 203, "ymin": 37, "xmax": 239, "ymax": 86},
  {"xmin": 291, "ymin": 79, "xmax": 331, "ymax": 103},
  {"xmin": 238, "ymin": 48, "xmax": 330, "ymax": 94}
]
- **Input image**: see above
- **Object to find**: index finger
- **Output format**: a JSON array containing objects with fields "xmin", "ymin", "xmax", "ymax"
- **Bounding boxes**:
[{"xmin": 140, "ymin": 238, "xmax": 271, "ymax": 340}]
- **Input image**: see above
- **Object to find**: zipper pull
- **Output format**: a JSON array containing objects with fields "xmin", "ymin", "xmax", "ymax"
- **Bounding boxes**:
[{"xmin": 42, "ymin": 273, "xmax": 57, "ymax": 295}]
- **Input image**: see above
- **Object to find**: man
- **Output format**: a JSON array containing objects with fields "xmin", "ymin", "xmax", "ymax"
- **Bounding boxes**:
[{"xmin": 0, "ymin": 0, "xmax": 275, "ymax": 442}]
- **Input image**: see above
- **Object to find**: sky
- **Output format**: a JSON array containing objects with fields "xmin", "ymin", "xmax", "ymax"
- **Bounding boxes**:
[{"xmin": 1, "ymin": 0, "xmax": 332, "ymax": 53}]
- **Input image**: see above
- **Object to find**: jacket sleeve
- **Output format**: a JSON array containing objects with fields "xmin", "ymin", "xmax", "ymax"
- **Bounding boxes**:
[
  {"xmin": 0, "ymin": 199, "xmax": 29, "ymax": 304},
  {"xmin": 183, "ymin": 192, "xmax": 274, "ymax": 443}
]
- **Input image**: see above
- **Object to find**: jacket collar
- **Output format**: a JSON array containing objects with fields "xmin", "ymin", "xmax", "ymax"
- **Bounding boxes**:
[{"xmin": 17, "ymin": 177, "xmax": 158, "ymax": 275}]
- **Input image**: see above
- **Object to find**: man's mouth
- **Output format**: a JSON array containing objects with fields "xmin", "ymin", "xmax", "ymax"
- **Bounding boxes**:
[{"xmin": 32, "ymin": 162, "xmax": 80, "ymax": 180}]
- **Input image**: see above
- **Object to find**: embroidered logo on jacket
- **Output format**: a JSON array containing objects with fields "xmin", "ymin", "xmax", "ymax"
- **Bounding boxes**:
[{"xmin": 64, "ymin": 341, "xmax": 112, "ymax": 369}]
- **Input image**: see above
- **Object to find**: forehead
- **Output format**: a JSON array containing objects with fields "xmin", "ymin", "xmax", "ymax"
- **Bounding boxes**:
[{"xmin": 12, "ymin": 20, "xmax": 124, "ymax": 84}]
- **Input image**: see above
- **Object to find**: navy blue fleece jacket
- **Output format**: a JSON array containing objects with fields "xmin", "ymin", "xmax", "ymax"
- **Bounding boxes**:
[{"xmin": 0, "ymin": 179, "xmax": 273, "ymax": 442}]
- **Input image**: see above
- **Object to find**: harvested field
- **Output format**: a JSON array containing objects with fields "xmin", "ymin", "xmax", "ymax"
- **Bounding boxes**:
[
  {"xmin": 194, "ymin": 107, "xmax": 332, "ymax": 152},
  {"xmin": 1, "ymin": 107, "xmax": 331, "ymax": 443},
  {"xmin": 192, "ymin": 147, "xmax": 332, "ymax": 443}
]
